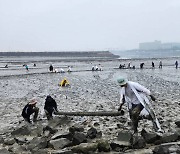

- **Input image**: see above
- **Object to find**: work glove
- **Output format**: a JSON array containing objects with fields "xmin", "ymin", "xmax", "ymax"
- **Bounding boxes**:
[{"xmin": 150, "ymin": 95, "xmax": 156, "ymax": 101}]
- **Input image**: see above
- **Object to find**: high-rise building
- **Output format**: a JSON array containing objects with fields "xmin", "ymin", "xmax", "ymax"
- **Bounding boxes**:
[{"xmin": 139, "ymin": 41, "xmax": 180, "ymax": 50}]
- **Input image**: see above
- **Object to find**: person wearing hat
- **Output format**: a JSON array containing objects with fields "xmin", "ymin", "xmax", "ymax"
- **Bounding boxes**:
[
  {"xmin": 117, "ymin": 77, "xmax": 162, "ymax": 133},
  {"xmin": 21, "ymin": 98, "xmax": 39, "ymax": 123},
  {"xmin": 60, "ymin": 78, "xmax": 70, "ymax": 87},
  {"xmin": 44, "ymin": 95, "xmax": 58, "ymax": 120}
]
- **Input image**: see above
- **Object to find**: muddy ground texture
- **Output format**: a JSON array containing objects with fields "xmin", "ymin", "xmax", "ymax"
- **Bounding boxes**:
[{"xmin": 0, "ymin": 57, "xmax": 180, "ymax": 153}]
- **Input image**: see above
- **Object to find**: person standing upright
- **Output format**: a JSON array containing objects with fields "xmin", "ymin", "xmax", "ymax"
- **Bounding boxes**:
[
  {"xmin": 49, "ymin": 64, "xmax": 53, "ymax": 72},
  {"xmin": 159, "ymin": 61, "xmax": 162, "ymax": 69},
  {"xmin": 175, "ymin": 61, "xmax": 178, "ymax": 69},
  {"xmin": 152, "ymin": 62, "xmax": 155, "ymax": 69}
]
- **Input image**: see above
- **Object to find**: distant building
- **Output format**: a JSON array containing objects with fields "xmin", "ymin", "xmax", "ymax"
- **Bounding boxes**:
[
  {"xmin": 139, "ymin": 41, "xmax": 180, "ymax": 50},
  {"xmin": 161, "ymin": 43, "xmax": 180, "ymax": 50},
  {"xmin": 139, "ymin": 41, "xmax": 161, "ymax": 50}
]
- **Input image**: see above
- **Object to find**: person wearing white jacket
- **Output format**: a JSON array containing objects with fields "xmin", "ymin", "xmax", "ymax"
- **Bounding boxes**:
[{"xmin": 117, "ymin": 77, "xmax": 162, "ymax": 133}]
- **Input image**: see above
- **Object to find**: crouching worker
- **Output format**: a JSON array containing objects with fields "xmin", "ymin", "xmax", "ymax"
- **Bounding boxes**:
[
  {"xmin": 21, "ymin": 98, "xmax": 39, "ymax": 123},
  {"xmin": 117, "ymin": 77, "xmax": 162, "ymax": 134},
  {"xmin": 59, "ymin": 78, "xmax": 70, "ymax": 87},
  {"xmin": 44, "ymin": 95, "xmax": 59, "ymax": 120}
]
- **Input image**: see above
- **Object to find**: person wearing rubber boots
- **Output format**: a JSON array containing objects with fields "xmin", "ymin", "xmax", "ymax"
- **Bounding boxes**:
[
  {"xmin": 22, "ymin": 98, "xmax": 39, "ymax": 123},
  {"xmin": 44, "ymin": 95, "xmax": 58, "ymax": 120},
  {"xmin": 117, "ymin": 77, "xmax": 162, "ymax": 134}
]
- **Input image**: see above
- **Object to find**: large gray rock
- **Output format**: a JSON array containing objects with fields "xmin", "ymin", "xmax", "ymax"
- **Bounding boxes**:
[
  {"xmin": 26, "ymin": 137, "xmax": 48, "ymax": 151},
  {"xmin": 97, "ymin": 139, "xmax": 111, "ymax": 152},
  {"xmin": 72, "ymin": 132, "xmax": 87, "ymax": 145},
  {"xmin": 86, "ymin": 127, "xmax": 97, "ymax": 139},
  {"xmin": 69, "ymin": 125, "xmax": 84, "ymax": 134},
  {"xmin": 110, "ymin": 142, "xmax": 124, "ymax": 152},
  {"xmin": 168, "ymin": 144, "xmax": 180, "ymax": 153},
  {"xmin": 131, "ymin": 135, "xmax": 146, "ymax": 149},
  {"xmin": 30, "ymin": 125, "xmax": 44, "ymax": 137},
  {"xmin": 71, "ymin": 143, "xmax": 98, "ymax": 154},
  {"xmin": 110, "ymin": 131, "xmax": 132, "ymax": 152},
  {"xmin": 11, "ymin": 125, "xmax": 31, "ymax": 136},
  {"xmin": 96, "ymin": 131, "xmax": 102, "ymax": 138},
  {"xmin": 153, "ymin": 142, "xmax": 180, "ymax": 154},
  {"xmin": 153, "ymin": 145, "xmax": 170, "ymax": 154},
  {"xmin": 141, "ymin": 129, "xmax": 161, "ymax": 144},
  {"xmin": 48, "ymin": 116, "xmax": 71, "ymax": 128},
  {"xmin": 3, "ymin": 138, "xmax": 16, "ymax": 145},
  {"xmin": 49, "ymin": 138, "xmax": 71, "ymax": 150},
  {"xmin": 14, "ymin": 136, "xmax": 27, "ymax": 145},
  {"xmin": 8, "ymin": 142, "xmax": 26, "ymax": 154},
  {"xmin": 115, "ymin": 131, "xmax": 132, "ymax": 146},
  {"xmin": 159, "ymin": 133, "xmax": 178, "ymax": 144},
  {"xmin": 43, "ymin": 125, "xmax": 58, "ymax": 134},
  {"xmin": 0, "ymin": 148, "xmax": 11, "ymax": 154},
  {"xmin": 31, "ymin": 149, "xmax": 49, "ymax": 154}
]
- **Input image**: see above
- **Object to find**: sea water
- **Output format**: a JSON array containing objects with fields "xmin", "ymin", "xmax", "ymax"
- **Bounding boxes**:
[{"xmin": 111, "ymin": 50, "xmax": 180, "ymax": 59}]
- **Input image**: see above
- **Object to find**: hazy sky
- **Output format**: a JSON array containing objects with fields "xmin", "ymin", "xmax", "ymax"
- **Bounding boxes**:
[{"xmin": 0, "ymin": 0, "xmax": 180, "ymax": 51}]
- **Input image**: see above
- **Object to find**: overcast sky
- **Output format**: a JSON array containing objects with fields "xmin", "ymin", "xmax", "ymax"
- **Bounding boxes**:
[{"xmin": 0, "ymin": 0, "xmax": 180, "ymax": 52}]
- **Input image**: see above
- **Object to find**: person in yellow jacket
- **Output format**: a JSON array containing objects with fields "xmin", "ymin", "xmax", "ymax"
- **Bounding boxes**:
[{"xmin": 60, "ymin": 78, "xmax": 70, "ymax": 87}]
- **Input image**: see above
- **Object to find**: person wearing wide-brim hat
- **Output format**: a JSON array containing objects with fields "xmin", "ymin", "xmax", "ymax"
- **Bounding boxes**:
[
  {"xmin": 21, "ymin": 98, "xmax": 39, "ymax": 123},
  {"xmin": 117, "ymin": 77, "xmax": 162, "ymax": 133}
]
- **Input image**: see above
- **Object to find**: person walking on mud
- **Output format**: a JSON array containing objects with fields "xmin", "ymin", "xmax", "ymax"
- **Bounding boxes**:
[
  {"xmin": 175, "ymin": 61, "xmax": 178, "ymax": 69},
  {"xmin": 159, "ymin": 61, "xmax": 162, "ymax": 69},
  {"xmin": 152, "ymin": 62, "xmax": 155, "ymax": 69},
  {"xmin": 44, "ymin": 95, "xmax": 59, "ymax": 120},
  {"xmin": 140, "ymin": 63, "xmax": 144, "ymax": 69},
  {"xmin": 25, "ymin": 64, "xmax": 29, "ymax": 71},
  {"xmin": 117, "ymin": 77, "xmax": 162, "ymax": 134},
  {"xmin": 21, "ymin": 98, "xmax": 39, "ymax": 123}
]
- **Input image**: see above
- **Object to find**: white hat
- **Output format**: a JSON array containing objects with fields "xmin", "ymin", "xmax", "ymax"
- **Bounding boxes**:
[
  {"xmin": 117, "ymin": 77, "xmax": 127, "ymax": 86},
  {"xmin": 29, "ymin": 98, "xmax": 37, "ymax": 105}
]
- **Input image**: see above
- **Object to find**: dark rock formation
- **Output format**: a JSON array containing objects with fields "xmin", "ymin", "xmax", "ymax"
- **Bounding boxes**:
[{"xmin": 86, "ymin": 127, "xmax": 98, "ymax": 139}]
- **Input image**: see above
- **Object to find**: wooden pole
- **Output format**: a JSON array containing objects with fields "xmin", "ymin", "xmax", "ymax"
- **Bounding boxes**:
[{"xmin": 55, "ymin": 111, "xmax": 124, "ymax": 116}]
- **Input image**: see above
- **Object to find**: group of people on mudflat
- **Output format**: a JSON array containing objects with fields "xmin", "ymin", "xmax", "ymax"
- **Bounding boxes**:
[
  {"xmin": 22, "ymin": 75, "xmax": 163, "ymax": 134},
  {"xmin": 22, "ymin": 95, "xmax": 58, "ymax": 123},
  {"xmin": 49, "ymin": 64, "xmax": 72, "ymax": 73},
  {"xmin": 119, "ymin": 60, "xmax": 179, "ymax": 69}
]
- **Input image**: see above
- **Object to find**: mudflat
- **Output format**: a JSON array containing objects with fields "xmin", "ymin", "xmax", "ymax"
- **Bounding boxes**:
[
  {"xmin": 1, "ymin": 56, "xmax": 180, "ymax": 153},
  {"xmin": 0, "ymin": 57, "xmax": 180, "ymax": 132}
]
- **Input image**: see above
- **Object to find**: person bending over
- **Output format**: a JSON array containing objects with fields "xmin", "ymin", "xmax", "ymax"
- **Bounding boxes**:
[
  {"xmin": 22, "ymin": 98, "xmax": 39, "ymax": 123},
  {"xmin": 117, "ymin": 77, "xmax": 162, "ymax": 134},
  {"xmin": 44, "ymin": 95, "xmax": 58, "ymax": 120}
]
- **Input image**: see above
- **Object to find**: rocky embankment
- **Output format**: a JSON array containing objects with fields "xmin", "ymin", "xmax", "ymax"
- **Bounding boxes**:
[{"xmin": 0, "ymin": 117, "xmax": 180, "ymax": 154}]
